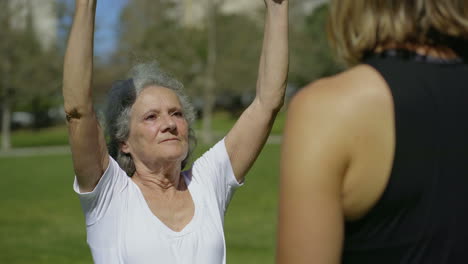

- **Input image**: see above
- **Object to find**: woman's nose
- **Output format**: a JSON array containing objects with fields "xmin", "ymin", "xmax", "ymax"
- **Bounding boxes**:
[{"xmin": 161, "ymin": 115, "xmax": 176, "ymax": 132}]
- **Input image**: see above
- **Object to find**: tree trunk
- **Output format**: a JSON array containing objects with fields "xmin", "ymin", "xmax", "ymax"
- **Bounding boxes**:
[
  {"xmin": 202, "ymin": 0, "xmax": 217, "ymax": 144},
  {"xmin": 183, "ymin": 0, "xmax": 193, "ymax": 26},
  {"xmin": 1, "ymin": 90, "xmax": 12, "ymax": 151},
  {"xmin": 1, "ymin": 39, "xmax": 12, "ymax": 151}
]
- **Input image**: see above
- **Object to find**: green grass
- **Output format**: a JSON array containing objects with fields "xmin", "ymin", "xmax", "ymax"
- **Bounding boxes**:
[
  {"xmin": 194, "ymin": 111, "xmax": 237, "ymax": 134},
  {"xmin": 225, "ymin": 145, "xmax": 280, "ymax": 263},
  {"xmin": 271, "ymin": 110, "xmax": 286, "ymax": 135},
  {"xmin": 0, "ymin": 155, "xmax": 92, "ymax": 263},
  {"xmin": 194, "ymin": 110, "xmax": 286, "ymax": 135},
  {"xmin": 8, "ymin": 125, "xmax": 70, "ymax": 148},
  {"xmin": 0, "ymin": 144, "xmax": 281, "ymax": 263}
]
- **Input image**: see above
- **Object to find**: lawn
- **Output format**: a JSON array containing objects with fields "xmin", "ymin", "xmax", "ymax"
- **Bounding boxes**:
[
  {"xmin": 0, "ymin": 144, "xmax": 281, "ymax": 263},
  {"xmin": 193, "ymin": 110, "xmax": 286, "ymax": 135},
  {"xmin": 9, "ymin": 125, "xmax": 70, "ymax": 148}
]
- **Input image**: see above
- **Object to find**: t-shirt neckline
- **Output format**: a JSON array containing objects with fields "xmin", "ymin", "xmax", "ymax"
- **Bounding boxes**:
[{"xmin": 129, "ymin": 173, "xmax": 200, "ymax": 237}]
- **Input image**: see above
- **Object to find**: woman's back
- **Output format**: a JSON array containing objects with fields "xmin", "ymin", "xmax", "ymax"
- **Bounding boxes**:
[
  {"xmin": 277, "ymin": 0, "xmax": 468, "ymax": 262},
  {"xmin": 343, "ymin": 53, "xmax": 468, "ymax": 263}
]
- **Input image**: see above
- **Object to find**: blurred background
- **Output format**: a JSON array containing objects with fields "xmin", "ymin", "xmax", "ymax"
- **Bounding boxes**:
[{"xmin": 0, "ymin": 0, "xmax": 342, "ymax": 263}]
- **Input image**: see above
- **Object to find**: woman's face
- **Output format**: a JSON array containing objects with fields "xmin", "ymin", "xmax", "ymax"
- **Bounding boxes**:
[{"xmin": 121, "ymin": 85, "xmax": 189, "ymax": 168}]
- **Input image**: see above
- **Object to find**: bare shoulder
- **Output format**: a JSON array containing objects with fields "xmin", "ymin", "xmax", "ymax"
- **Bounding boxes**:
[
  {"xmin": 292, "ymin": 64, "xmax": 390, "ymax": 114},
  {"xmin": 286, "ymin": 64, "xmax": 394, "ymax": 161},
  {"xmin": 288, "ymin": 64, "xmax": 392, "ymax": 136}
]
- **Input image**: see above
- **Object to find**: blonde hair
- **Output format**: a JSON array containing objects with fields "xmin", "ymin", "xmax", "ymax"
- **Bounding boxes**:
[{"xmin": 328, "ymin": 0, "xmax": 468, "ymax": 65}]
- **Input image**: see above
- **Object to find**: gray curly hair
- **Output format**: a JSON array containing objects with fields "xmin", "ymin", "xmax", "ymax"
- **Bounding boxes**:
[{"xmin": 104, "ymin": 61, "xmax": 197, "ymax": 176}]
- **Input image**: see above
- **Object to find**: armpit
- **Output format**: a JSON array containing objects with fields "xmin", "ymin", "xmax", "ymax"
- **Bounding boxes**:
[{"xmin": 65, "ymin": 109, "xmax": 82, "ymax": 122}]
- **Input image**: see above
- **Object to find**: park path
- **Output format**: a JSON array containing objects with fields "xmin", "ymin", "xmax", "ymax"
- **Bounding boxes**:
[
  {"xmin": 0, "ymin": 145, "xmax": 71, "ymax": 158},
  {"xmin": 0, "ymin": 135, "xmax": 282, "ymax": 158}
]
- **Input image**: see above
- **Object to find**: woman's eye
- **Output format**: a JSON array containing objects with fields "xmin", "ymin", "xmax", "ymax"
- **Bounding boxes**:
[
  {"xmin": 145, "ymin": 114, "xmax": 157, "ymax": 120},
  {"xmin": 173, "ymin": 112, "xmax": 183, "ymax": 117}
]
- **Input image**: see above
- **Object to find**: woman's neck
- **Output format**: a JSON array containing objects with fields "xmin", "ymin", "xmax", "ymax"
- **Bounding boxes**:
[{"xmin": 132, "ymin": 162, "xmax": 186, "ymax": 192}]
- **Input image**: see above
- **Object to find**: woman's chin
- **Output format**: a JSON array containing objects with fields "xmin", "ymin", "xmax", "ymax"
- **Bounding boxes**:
[{"xmin": 159, "ymin": 148, "xmax": 188, "ymax": 163}]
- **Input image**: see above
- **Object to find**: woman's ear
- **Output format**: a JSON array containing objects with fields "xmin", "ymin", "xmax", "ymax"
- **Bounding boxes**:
[{"xmin": 120, "ymin": 141, "xmax": 130, "ymax": 154}]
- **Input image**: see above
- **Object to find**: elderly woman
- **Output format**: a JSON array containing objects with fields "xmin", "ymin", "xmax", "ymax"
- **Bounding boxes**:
[
  {"xmin": 277, "ymin": 0, "xmax": 468, "ymax": 263},
  {"xmin": 63, "ymin": 0, "xmax": 288, "ymax": 263}
]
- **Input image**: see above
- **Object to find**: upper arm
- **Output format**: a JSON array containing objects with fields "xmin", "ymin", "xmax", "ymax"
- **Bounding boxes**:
[
  {"xmin": 225, "ymin": 100, "xmax": 277, "ymax": 183},
  {"xmin": 67, "ymin": 114, "xmax": 109, "ymax": 193},
  {"xmin": 276, "ymin": 81, "xmax": 352, "ymax": 264}
]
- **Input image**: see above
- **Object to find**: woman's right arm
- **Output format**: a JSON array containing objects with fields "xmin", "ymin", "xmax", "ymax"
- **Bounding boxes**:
[
  {"xmin": 63, "ymin": 0, "xmax": 109, "ymax": 192},
  {"xmin": 276, "ymin": 79, "xmax": 350, "ymax": 263}
]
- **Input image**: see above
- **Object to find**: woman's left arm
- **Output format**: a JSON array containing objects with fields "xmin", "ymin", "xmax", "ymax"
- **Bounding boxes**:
[{"xmin": 225, "ymin": 0, "xmax": 288, "ymax": 182}]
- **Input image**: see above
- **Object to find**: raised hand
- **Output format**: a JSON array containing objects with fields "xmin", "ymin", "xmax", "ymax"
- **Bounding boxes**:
[
  {"xmin": 75, "ymin": 0, "xmax": 97, "ymax": 6},
  {"xmin": 264, "ymin": 0, "xmax": 287, "ymax": 8},
  {"xmin": 75, "ymin": 0, "xmax": 97, "ymax": 9}
]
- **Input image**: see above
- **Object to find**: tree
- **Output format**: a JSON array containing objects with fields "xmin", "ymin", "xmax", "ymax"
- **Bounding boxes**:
[
  {"xmin": 201, "ymin": 0, "xmax": 218, "ymax": 143},
  {"xmin": 0, "ymin": 0, "xmax": 16, "ymax": 150},
  {"xmin": 289, "ymin": 3, "xmax": 343, "ymax": 87},
  {"xmin": 0, "ymin": 0, "xmax": 62, "ymax": 150},
  {"xmin": 115, "ymin": 0, "xmax": 205, "ymax": 93},
  {"xmin": 195, "ymin": 0, "xmax": 264, "ymax": 143}
]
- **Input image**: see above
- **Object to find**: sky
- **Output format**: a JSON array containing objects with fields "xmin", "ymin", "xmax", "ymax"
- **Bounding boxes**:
[{"xmin": 94, "ymin": 0, "xmax": 128, "ymax": 57}]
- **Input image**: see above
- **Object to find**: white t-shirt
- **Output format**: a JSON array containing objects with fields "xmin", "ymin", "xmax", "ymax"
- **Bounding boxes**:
[{"xmin": 73, "ymin": 139, "xmax": 242, "ymax": 264}]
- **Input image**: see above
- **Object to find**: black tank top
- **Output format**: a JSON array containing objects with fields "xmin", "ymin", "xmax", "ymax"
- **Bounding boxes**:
[{"xmin": 342, "ymin": 52, "xmax": 468, "ymax": 263}]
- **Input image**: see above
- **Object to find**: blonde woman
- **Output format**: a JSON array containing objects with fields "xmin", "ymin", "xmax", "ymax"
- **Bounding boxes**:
[{"xmin": 277, "ymin": 0, "xmax": 468, "ymax": 263}]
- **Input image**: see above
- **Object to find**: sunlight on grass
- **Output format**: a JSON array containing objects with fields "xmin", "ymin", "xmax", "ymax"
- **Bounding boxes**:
[
  {"xmin": 194, "ymin": 110, "xmax": 286, "ymax": 135},
  {"xmin": 8, "ymin": 124, "xmax": 69, "ymax": 148}
]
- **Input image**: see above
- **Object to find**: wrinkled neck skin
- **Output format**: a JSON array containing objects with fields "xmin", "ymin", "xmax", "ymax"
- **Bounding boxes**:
[
  {"xmin": 131, "ymin": 160, "xmax": 186, "ymax": 193},
  {"xmin": 375, "ymin": 43, "xmax": 459, "ymax": 60}
]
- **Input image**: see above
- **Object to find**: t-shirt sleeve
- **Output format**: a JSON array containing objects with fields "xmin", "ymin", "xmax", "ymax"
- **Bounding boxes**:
[
  {"xmin": 73, "ymin": 156, "xmax": 128, "ymax": 226},
  {"xmin": 192, "ymin": 138, "xmax": 243, "ymax": 213}
]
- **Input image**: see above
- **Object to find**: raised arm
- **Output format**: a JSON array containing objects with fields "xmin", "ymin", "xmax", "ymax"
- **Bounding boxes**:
[
  {"xmin": 63, "ymin": 0, "xmax": 109, "ymax": 192},
  {"xmin": 225, "ymin": 0, "xmax": 289, "ymax": 182}
]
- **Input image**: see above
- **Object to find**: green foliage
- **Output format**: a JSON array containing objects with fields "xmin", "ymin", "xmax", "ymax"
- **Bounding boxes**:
[
  {"xmin": 0, "ymin": 144, "xmax": 282, "ymax": 263},
  {"xmin": 114, "ymin": 0, "xmax": 204, "ymax": 98},
  {"xmin": 213, "ymin": 14, "xmax": 262, "ymax": 96},
  {"xmin": 0, "ymin": 0, "xmax": 63, "ymax": 128},
  {"xmin": 117, "ymin": 2, "xmax": 340, "ymax": 92},
  {"xmin": 289, "ymin": 3, "xmax": 344, "ymax": 87},
  {"xmin": 116, "ymin": 1, "xmax": 263, "ymax": 105}
]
